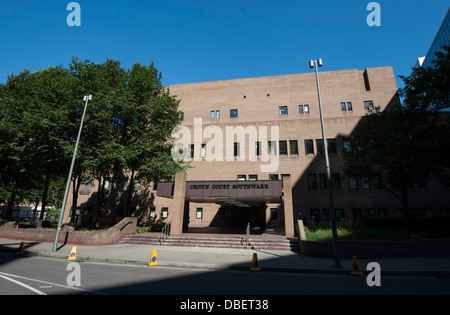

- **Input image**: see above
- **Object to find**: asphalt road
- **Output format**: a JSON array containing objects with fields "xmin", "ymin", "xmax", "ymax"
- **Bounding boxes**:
[{"xmin": 0, "ymin": 252, "xmax": 449, "ymax": 299}]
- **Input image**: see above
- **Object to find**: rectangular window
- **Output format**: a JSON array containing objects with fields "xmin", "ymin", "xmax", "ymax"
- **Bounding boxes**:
[
  {"xmin": 196, "ymin": 208, "xmax": 203, "ymax": 219},
  {"xmin": 269, "ymin": 174, "xmax": 279, "ymax": 181},
  {"xmin": 348, "ymin": 177, "xmax": 359, "ymax": 190},
  {"xmin": 307, "ymin": 174, "xmax": 318, "ymax": 190},
  {"xmin": 335, "ymin": 209, "xmax": 345, "ymax": 220},
  {"xmin": 316, "ymin": 139, "xmax": 337, "ymax": 154},
  {"xmin": 347, "ymin": 102, "xmax": 353, "ymax": 111},
  {"xmin": 190, "ymin": 144, "xmax": 195, "ymax": 159},
  {"xmin": 216, "ymin": 110, "xmax": 220, "ymax": 119},
  {"xmin": 248, "ymin": 175, "xmax": 258, "ymax": 181},
  {"xmin": 364, "ymin": 101, "xmax": 374, "ymax": 111},
  {"xmin": 322, "ymin": 209, "xmax": 330, "ymax": 221},
  {"xmin": 361, "ymin": 177, "xmax": 371, "ymax": 190},
  {"xmin": 255, "ymin": 141, "xmax": 261, "ymax": 157},
  {"xmin": 299, "ymin": 105, "xmax": 304, "ymax": 114},
  {"xmin": 230, "ymin": 109, "xmax": 238, "ymax": 118},
  {"xmin": 237, "ymin": 175, "xmax": 246, "ymax": 181},
  {"xmin": 341, "ymin": 102, "xmax": 347, "ymax": 112},
  {"xmin": 234, "ymin": 142, "xmax": 240, "ymax": 157},
  {"xmin": 332, "ymin": 174, "xmax": 342, "ymax": 190},
  {"xmin": 211, "ymin": 110, "xmax": 215, "ymax": 119},
  {"xmin": 289, "ymin": 140, "xmax": 299, "ymax": 155},
  {"xmin": 305, "ymin": 140, "xmax": 314, "ymax": 155},
  {"xmin": 343, "ymin": 138, "xmax": 352, "ymax": 152},
  {"xmin": 179, "ymin": 112, "xmax": 184, "ymax": 121},
  {"xmin": 304, "ymin": 105, "xmax": 310, "ymax": 114},
  {"xmin": 268, "ymin": 141, "xmax": 277, "ymax": 156},
  {"xmin": 310, "ymin": 208, "xmax": 320, "ymax": 223},
  {"xmin": 270, "ymin": 208, "xmax": 279, "ymax": 221},
  {"xmin": 150, "ymin": 207, "xmax": 156, "ymax": 218},
  {"xmin": 352, "ymin": 208, "xmax": 362, "ymax": 220},
  {"xmin": 162, "ymin": 208, "xmax": 169, "ymax": 219},
  {"xmin": 279, "ymin": 106, "xmax": 288, "ymax": 115},
  {"xmin": 279, "ymin": 141, "xmax": 288, "ymax": 156},
  {"xmin": 319, "ymin": 174, "xmax": 327, "ymax": 190},
  {"xmin": 201, "ymin": 144, "xmax": 206, "ymax": 159}
]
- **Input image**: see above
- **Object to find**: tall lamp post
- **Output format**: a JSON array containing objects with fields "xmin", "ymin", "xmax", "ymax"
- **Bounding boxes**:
[
  {"xmin": 52, "ymin": 95, "xmax": 92, "ymax": 252},
  {"xmin": 309, "ymin": 59, "xmax": 341, "ymax": 268}
]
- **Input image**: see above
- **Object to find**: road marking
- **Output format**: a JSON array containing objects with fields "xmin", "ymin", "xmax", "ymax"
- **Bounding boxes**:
[
  {"xmin": 0, "ymin": 273, "xmax": 47, "ymax": 295},
  {"xmin": 0, "ymin": 272, "xmax": 108, "ymax": 295}
]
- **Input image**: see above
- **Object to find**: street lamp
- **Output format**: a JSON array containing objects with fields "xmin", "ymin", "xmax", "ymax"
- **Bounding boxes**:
[
  {"xmin": 309, "ymin": 59, "xmax": 341, "ymax": 268},
  {"xmin": 52, "ymin": 95, "xmax": 92, "ymax": 252}
]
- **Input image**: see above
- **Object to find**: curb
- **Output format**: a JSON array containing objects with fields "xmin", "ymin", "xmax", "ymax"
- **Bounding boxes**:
[{"xmin": 2, "ymin": 247, "xmax": 449, "ymax": 278}]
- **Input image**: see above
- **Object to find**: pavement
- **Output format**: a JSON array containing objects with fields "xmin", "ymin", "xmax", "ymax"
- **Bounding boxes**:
[{"xmin": 1, "ymin": 238, "xmax": 450, "ymax": 277}]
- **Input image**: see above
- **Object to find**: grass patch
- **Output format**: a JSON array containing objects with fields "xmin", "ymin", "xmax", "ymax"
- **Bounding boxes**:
[{"xmin": 305, "ymin": 225, "xmax": 409, "ymax": 242}]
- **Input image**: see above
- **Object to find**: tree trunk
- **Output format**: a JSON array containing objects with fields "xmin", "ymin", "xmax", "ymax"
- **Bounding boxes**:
[
  {"xmin": 70, "ymin": 174, "xmax": 82, "ymax": 224},
  {"xmin": 6, "ymin": 180, "xmax": 18, "ymax": 221},
  {"xmin": 38, "ymin": 171, "xmax": 51, "ymax": 221},
  {"xmin": 125, "ymin": 170, "xmax": 135, "ymax": 217}
]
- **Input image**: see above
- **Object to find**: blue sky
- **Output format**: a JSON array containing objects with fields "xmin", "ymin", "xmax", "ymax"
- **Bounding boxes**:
[{"xmin": 0, "ymin": 0, "xmax": 448, "ymax": 90}]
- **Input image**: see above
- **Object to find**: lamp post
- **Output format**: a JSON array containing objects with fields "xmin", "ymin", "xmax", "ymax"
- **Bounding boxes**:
[
  {"xmin": 309, "ymin": 59, "xmax": 341, "ymax": 268},
  {"xmin": 52, "ymin": 95, "xmax": 92, "ymax": 252}
]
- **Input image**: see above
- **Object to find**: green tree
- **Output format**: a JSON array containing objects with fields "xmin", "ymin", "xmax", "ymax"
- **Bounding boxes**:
[{"xmin": 343, "ymin": 46, "xmax": 450, "ymax": 229}]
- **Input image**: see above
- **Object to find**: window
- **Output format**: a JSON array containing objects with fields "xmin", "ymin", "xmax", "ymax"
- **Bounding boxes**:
[
  {"xmin": 162, "ymin": 208, "xmax": 169, "ymax": 219},
  {"xmin": 335, "ymin": 209, "xmax": 345, "ymax": 220},
  {"xmin": 230, "ymin": 109, "xmax": 238, "ymax": 118},
  {"xmin": 332, "ymin": 174, "xmax": 342, "ymax": 190},
  {"xmin": 179, "ymin": 112, "xmax": 184, "ymax": 121},
  {"xmin": 201, "ymin": 144, "xmax": 206, "ymax": 159},
  {"xmin": 316, "ymin": 139, "xmax": 337, "ymax": 154},
  {"xmin": 196, "ymin": 208, "xmax": 203, "ymax": 219},
  {"xmin": 319, "ymin": 174, "xmax": 327, "ymax": 190},
  {"xmin": 255, "ymin": 141, "xmax": 261, "ymax": 157},
  {"xmin": 299, "ymin": 105, "xmax": 304, "ymax": 114},
  {"xmin": 348, "ymin": 177, "xmax": 359, "ymax": 190},
  {"xmin": 307, "ymin": 174, "xmax": 318, "ymax": 190},
  {"xmin": 341, "ymin": 102, "xmax": 353, "ymax": 112},
  {"xmin": 268, "ymin": 141, "xmax": 277, "ymax": 156},
  {"xmin": 289, "ymin": 140, "xmax": 298, "ymax": 155},
  {"xmin": 237, "ymin": 175, "xmax": 246, "ymax": 181},
  {"xmin": 305, "ymin": 140, "xmax": 314, "ymax": 155},
  {"xmin": 279, "ymin": 106, "xmax": 288, "ymax": 115},
  {"xmin": 190, "ymin": 144, "xmax": 195, "ymax": 159},
  {"xmin": 361, "ymin": 177, "xmax": 371, "ymax": 190},
  {"xmin": 304, "ymin": 105, "xmax": 310, "ymax": 114},
  {"xmin": 378, "ymin": 208, "xmax": 387, "ymax": 217},
  {"xmin": 364, "ymin": 101, "xmax": 374, "ymax": 111},
  {"xmin": 248, "ymin": 175, "xmax": 258, "ymax": 181},
  {"xmin": 279, "ymin": 141, "xmax": 288, "ymax": 156},
  {"xmin": 150, "ymin": 208, "xmax": 156, "ymax": 218},
  {"xmin": 352, "ymin": 209, "xmax": 362, "ymax": 220},
  {"xmin": 211, "ymin": 110, "xmax": 220, "ymax": 119},
  {"xmin": 322, "ymin": 209, "xmax": 330, "ymax": 221},
  {"xmin": 269, "ymin": 174, "xmax": 279, "ymax": 181},
  {"xmin": 343, "ymin": 138, "xmax": 352, "ymax": 152},
  {"xmin": 365, "ymin": 208, "xmax": 376, "ymax": 217},
  {"xmin": 310, "ymin": 209, "xmax": 320, "ymax": 223},
  {"xmin": 234, "ymin": 142, "xmax": 240, "ymax": 157}
]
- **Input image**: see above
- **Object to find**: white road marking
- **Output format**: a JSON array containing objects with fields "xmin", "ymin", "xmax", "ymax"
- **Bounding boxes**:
[
  {"xmin": 0, "ymin": 273, "xmax": 47, "ymax": 295},
  {"xmin": 0, "ymin": 272, "xmax": 108, "ymax": 295}
]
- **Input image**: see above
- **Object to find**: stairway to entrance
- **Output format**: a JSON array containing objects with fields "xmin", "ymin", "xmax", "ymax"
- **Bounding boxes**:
[{"xmin": 120, "ymin": 232, "xmax": 299, "ymax": 251}]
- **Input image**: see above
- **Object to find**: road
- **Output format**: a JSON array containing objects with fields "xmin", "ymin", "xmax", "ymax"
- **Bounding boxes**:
[{"xmin": 0, "ymin": 252, "xmax": 449, "ymax": 298}]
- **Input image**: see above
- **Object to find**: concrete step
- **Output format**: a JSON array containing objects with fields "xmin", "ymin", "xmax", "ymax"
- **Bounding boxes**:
[{"xmin": 120, "ymin": 234, "xmax": 299, "ymax": 251}]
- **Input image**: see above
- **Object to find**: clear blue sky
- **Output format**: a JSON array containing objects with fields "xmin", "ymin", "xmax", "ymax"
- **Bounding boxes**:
[{"xmin": 0, "ymin": 0, "xmax": 448, "ymax": 90}]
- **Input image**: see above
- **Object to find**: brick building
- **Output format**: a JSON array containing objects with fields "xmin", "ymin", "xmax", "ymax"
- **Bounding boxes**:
[{"xmin": 62, "ymin": 66, "xmax": 450, "ymax": 237}]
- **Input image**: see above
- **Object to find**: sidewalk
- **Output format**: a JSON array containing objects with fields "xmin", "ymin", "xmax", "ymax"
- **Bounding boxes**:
[{"xmin": 1, "ymin": 238, "xmax": 449, "ymax": 277}]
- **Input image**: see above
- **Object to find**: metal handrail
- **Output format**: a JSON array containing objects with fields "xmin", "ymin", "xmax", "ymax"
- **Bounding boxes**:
[{"xmin": 160, "ymin": 223, "xmax": 171, "ymax": 244}]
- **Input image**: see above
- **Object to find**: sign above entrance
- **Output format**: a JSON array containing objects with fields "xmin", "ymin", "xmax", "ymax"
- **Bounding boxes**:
[{"xmin": 157, "ymin": 180, "xmax": 283, "ymax": 204}]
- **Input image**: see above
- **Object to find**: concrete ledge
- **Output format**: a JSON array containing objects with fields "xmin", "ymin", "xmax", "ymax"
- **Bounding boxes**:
[
  {"xmin": 0, "ymin": 217, "xmax": 137, "ymax": 246},
  {"xmin": 297, "ymin": 220, "xmax": 450, "ymax": 259}
]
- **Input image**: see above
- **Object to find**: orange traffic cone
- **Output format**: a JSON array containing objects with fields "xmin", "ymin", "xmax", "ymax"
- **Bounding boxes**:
[
  {"xmin": 350, "ymin": 255, "xmax": 363, "ymax": 277},
  {"xmin": 250, "ymin": 253, "xmax": 261, "ymax": 272},
  {"xmin": 148, "ymin": 250, "xmax": 159, "ymax": 267},
  {"xmin": 67, "ymin": 247, "xmax": 77, "ymax": 261}
]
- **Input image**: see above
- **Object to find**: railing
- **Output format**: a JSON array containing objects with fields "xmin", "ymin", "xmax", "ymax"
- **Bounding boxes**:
[
  {"xmin": 242, "ymin": 222, "xmax": 251, "ymax": 249},
  {"xmin": 160, "ymin": 223, "xmax": 171, "ymax": 245}
]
